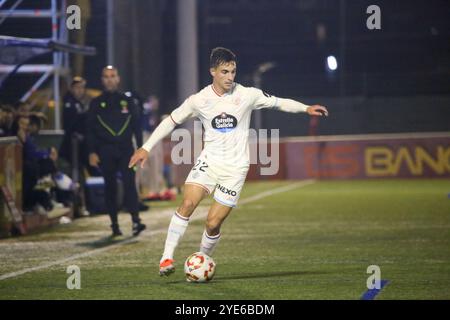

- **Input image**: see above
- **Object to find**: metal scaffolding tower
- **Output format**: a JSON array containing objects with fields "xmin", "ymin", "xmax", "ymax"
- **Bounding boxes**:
[{"xmin": 0, "ymin": 0, "xmax": 95, "ymax": 130}]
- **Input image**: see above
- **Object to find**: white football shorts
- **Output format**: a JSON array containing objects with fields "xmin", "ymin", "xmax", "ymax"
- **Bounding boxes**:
[{"xmin": 185, "ymin": 154, "xmax": 248, "ymax": 208}]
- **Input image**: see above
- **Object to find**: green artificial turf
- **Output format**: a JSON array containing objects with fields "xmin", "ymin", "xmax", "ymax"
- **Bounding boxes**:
[{"xmin": 0, "ymin": 179, "xmax": 449, "ymax": 300}]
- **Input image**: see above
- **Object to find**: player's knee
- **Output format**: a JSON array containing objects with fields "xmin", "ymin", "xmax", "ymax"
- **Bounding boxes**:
[
  {"xmin": 205, "ymin": 218, "xmax": 222, "ymax": 235},
  {"xmin": 179, "ymin": 198, "xmax": 196, "ymax": 214}
]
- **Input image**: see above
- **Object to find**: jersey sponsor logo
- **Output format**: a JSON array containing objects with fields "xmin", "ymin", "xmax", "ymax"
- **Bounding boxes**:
[
  {"xmin": 211, "ymin": 112, "xmax": 237, "ymax": 133},
  {"xmin": 216, "ymin": 184, "xmax": 237, "ymax": 197}
]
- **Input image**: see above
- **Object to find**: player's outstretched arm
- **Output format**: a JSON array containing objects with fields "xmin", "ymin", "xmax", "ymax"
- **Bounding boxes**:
[
  {"xmin": 277, "ymin": 98, "xmax": 328, "ymax": 117},
  {"xmin": 128, "ymin": 116, "xmax": 177, "ymax": 168}
]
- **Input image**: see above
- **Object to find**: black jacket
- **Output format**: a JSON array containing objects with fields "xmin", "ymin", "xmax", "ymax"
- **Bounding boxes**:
[
  {"xmin": 59, "ymin": 92, "xmax": 89, "ymax": 162},
  {"xmin": 86, "ymin": 91, "xmax": 143, "ymax": 154},
  {"xmin": 62, "ymin": 92, "xmax": 89, "ymax": 137}
]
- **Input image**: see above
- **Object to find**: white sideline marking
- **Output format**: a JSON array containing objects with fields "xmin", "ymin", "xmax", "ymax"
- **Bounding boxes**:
[
  {"xmin": 0, "ymin": 180, "xmax": 315, "ymax": 281},
  {"xmin": 239, "ymin": 179, "xmax": 316, "ymax": 205}
]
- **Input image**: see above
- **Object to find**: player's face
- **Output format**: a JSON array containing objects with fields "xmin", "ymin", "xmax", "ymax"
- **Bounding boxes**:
[
  {"xmin": 71, "ymin": 82, "xmax": 86, "ymax": 100},
  {"xmin": 210, "ymin": 61, "xmax": 236, "ymax": 94},
  {"xmin": 18, "ymin": 117, "xmax": 30, "ymax": 132},
  {"xmin": 2, "ymin": 111, "xmax": 13, "ymax": 127},
  {"xmin": 102, "ymin": 69, "xmax": 120, "ymax": 92}
]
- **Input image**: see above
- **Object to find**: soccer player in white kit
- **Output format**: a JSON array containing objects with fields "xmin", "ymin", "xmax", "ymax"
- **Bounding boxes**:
[{"xmin": 129, "ymin": 47, "xmax": 328, "ymax": 276}]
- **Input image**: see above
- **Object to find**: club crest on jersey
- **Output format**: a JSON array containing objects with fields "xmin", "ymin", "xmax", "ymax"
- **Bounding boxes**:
[{"xmin": 211, "ymin": 112, "xmax": 237, "ymax": 133}]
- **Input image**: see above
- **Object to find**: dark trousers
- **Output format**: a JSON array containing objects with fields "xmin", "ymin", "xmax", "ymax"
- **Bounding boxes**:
[
  {"xmin": 98, "ymin": 144, "xmax": 140, "ymax": 226},
  {"xmin": 23, "ymin": 158, "xmax": 56, "ymax": 211}
]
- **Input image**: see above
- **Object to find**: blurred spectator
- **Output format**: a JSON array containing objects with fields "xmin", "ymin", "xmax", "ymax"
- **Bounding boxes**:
[
  {"xmin": 59, "ymin": 76, "xmax": 94, "ymax": 217},
  {"xmin": 14, "ymin": 102, "xmax": 49, "ymax": 122},
  {"xmin": 28, "ymin": 114, "xmax": 43, "ymax": 136},
  {"xmin": 29, "ymin": 114, "xmax": 75, "ymax": 208},
  {"xmin": 14, "ymin": 115, "xmax": 55, "ymax": 212},
  {"xmin": 15, "ymin": 114, "xmax": 74, "ymax": 213},
  {"xmin": 142, "ymin": 95, "xmax": 160, "ymax": 133},
  {"xmin": 0, "ymin": 104, "xmax": 15, "ymax": 137},
  {"xmin": 59, "ymin": 76, "xmax": 91, "ymax": 171}
]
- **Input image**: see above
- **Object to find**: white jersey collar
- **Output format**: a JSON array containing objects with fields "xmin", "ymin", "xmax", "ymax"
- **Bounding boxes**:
[{"xmin": 211, "ymin": 83, "xmax": 236, "ymax": 97}]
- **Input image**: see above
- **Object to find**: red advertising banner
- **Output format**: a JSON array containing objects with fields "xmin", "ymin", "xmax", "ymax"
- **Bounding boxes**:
[{"xmin": 247, "ymin": 132, "xmax": 450, "ymax": 180}]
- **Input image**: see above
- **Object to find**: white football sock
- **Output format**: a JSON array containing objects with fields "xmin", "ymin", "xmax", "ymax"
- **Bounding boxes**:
[
  {"xmin": 200, "ymin": 230, "xmax": 221, "ymax": 256},
  {"xmin": 161, "ymin": 212, "xmax": 189, "ymax": 262}
]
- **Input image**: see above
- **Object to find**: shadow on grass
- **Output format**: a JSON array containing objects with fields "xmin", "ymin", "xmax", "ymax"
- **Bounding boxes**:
[
  {"xmin": 215, "ymin": 270, "xmax": 326, "ymax": 281},
  {"xmin": 76, "ymin": 235, "xmax": 137, "ymax": 249},
  {"xmin": 163, "ymin": 270, "xmax": 326, "ymax": 285}
]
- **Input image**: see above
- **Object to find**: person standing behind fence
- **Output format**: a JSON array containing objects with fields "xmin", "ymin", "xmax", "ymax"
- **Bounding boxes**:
[
  {"xmin": 60, "ymin": 76, "xmax": 90, "ymax": 166},
  {"xmin": 59, "ymin": 76, "xmax": 94, "ymax": 217},
  {"xmin": 0, "ymin": 105, "xmax": 15, "ymax": 137},
  {"xmin": 86, "ymin": 66, "xmax": 146, "ymax": 237}
]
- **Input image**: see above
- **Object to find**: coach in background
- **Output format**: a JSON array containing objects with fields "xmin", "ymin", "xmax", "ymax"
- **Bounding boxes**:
[{"xmin": 86, "ymin": 66, "xmax": 146, "ymax": 237}]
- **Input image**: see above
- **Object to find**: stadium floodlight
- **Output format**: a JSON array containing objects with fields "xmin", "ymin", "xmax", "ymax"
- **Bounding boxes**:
[{"xmin": 326, "ymin": 55, "xmax": 338, "ymax": 71}]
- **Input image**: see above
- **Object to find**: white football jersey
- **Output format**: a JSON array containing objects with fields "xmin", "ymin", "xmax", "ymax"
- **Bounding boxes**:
[{"xmin": 170, "ymin": 83, "xmax": 279, "ymax": 172}]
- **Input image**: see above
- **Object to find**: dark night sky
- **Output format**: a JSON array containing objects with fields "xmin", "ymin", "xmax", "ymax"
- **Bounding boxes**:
[{"xmin": 1, "ymin": 0, "xmax": 449, "ymax": 134}]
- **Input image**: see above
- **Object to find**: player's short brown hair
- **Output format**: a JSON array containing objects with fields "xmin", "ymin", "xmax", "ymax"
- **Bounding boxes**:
[{"xmin": 210, "ymin": 47, "xmax": 236, "ymax": 69}]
